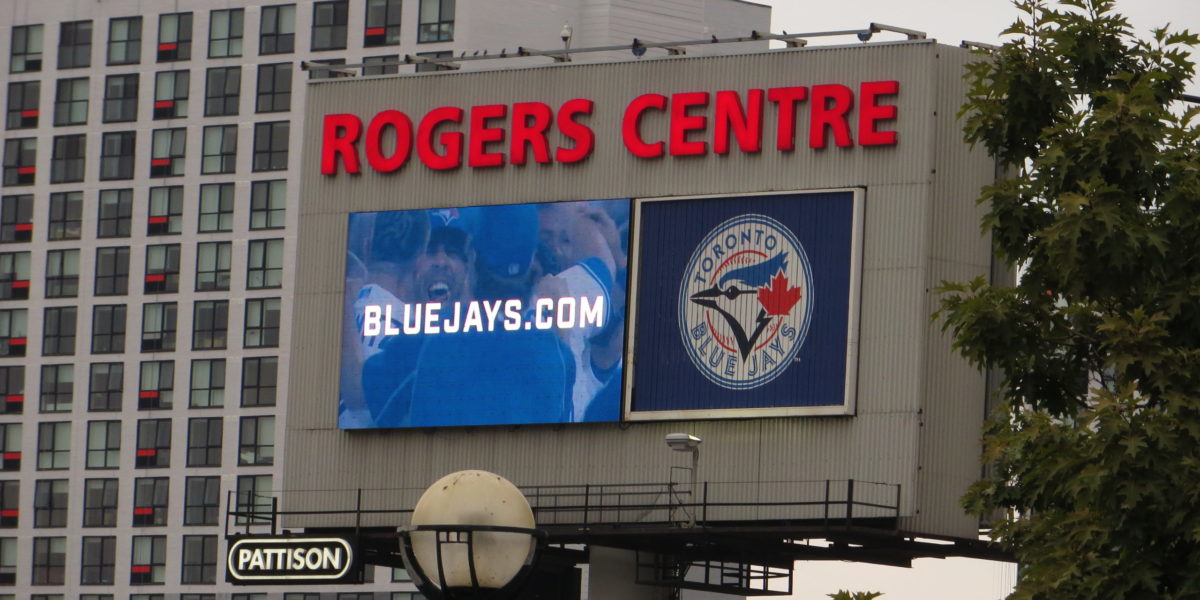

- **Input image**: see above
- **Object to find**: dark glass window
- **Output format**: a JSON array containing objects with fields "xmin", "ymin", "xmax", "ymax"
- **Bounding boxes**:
[
  {"xmin": 253, "ymin": 121, "xmax": 289, "ymax": 171},
  {"xmin": 6, "ymin": 81, "xmax": 39, "ymax": 129},
  {"xmin": 0, "ymin": 480, "xmax": 15, "ymax": 527},
  {"xmin": 307, "ymin": 57, "xmax": 347, "ymax": 80},
  {"xmin": 198, "ymin": 184, "xmax": 234, "ymax": 232},
  {"xmin": 244, "ymin": 298, "xmax": 281, "ymax": 348},
  {"xmin": 135, "ymin": 422, "xmax": 171, "ymax": 469},
  {"xmin": 133, "ymin": 478, "xmax": 168, "ymax": 526},
  {"xmin": 192, "ymin": 300, "xmax": 228, "ymax": 350},
  {"xmin": 85, "ymin": 420, "xmax": 120, "ymax": 469},
  {"xmin": 153, "ymin": 70, "xmax": 189, "ymax": 119},
  {"xmin": 0, "ymin": 422, "xmax": 21, "ymax": 466},
  {"xmin": 98, "ymin": 190, "xmax": 132, "ymax": 239},
  {"xmin": 201, "ymin": 125, "xmax": 237, "ymax": 174},
  {"xmin": 204, "ymin": 66, "xmax": 240, "ymax": 116},
  {"xmin": 181, "ymin": 535, "xmax": 218, "ymax": 584},
  {"xmin": 141, "ymin": 302, "xmax": 177, "ymax": 352},
  {"xmin": 32, "ymin": 536, "xmax": 66, "ymax": 584},
  {"xmin": 82, "ymin": 478, "xmax": 118, "ymax": 527},
  {"xmin": 80, "ymin": 536, "xmax": 116, "ymax": 584},
  {"xmin": 0, "ymin": 252, "xmax": 30, "ymax": 300},
  {"xmin": 415, "ymin": 50, "xmax": 453, "ymax": 72},
  {"xmin": 90, "ymin": 305, "xmax": 126, "ymax": 354},
  {"xmin": 47, "ymin": 192, "xmax": 82, "ymax": 240},
  {"xmin": 34, "ymin": 480, "xmax": 68, "ymax": 527},
  {"xmin": 150, "ymin": 129, "xmax": 186, "ymax": 177},
  {"xmin": 186, "ymin": 417, "xmax": 222, "ymax": 467},
  {"xmin": 365, "ymin": 0, "xmax": 402, "ymax": 46},
  {"xmin": 36, "ymin": 422, "xmax": 70, "ymax": 470},
  {"xmin": 190, "ymin": 359, "xmax": 225, "ymax": 408},
  {"xmin": 0, "ymin": 309, "xmax": 28, "ymax": 358},
  {"xmin": 184, "ymin": 476, "xmax": 220, "ymax": 525},
  {"xmin": 247, "ymin": 239, "xmax": 284, "ymax": 289},
  {"xmin": 2, "ymin": 140, "xmax": 36, "ymax": 187},
  {"xmin": 102, "ymin": 74, "xmax": 139, "ymax": 123},
  {"xmin": 139, "ymin": 361, "xmax": 174, "ymax": 409},
  {"xmin": 53, "ymin": 78, "xmax": 88, "ymax": 126},
  {"xmin": 250, "ymin": 180, "xmax": 287, "ymax": 229},
  {"xmin": 44, "ymin": 249, "xmax": 79, "ymax": 298},
  {"xmin": 208, "ymin": 9, "xmax": 244, "ymax": 58},
  {"xmin": 144, "ymin": 244, "xmax": 181, "ymax": 294},
  {"xmin": 418, "ymin": 0, "xmax": 455, "ymax": 43},
  {"xmin": 235, "ymin": 474, "xmax": 272, "ymax": 524},
  {"xmin": 10, "ymin": 24, "xmax": 44, "ymax": 73},
  {"xmin": 238, "ymin": 416, "xmax": 274, "ymax": 466},
  {"xmin": 88, "ymin": 363, "xmax": 123, "ymax": 411},
  {"xmin": 241, "ymin": 357, "xmax": 277, "ymax": 407},
  {"xmin": 107, "ymin": 17, "xmax": 142, "ymax": 65},
  {"xmin": 50, "ymin": 134, "xmax": 86, "ymax": 183},
  {"xmin": 363, "ymin": 54, "xmax": 399, "ymax": 75},
  {"xmin": 259, "ymin": 4, "xmax": 296, "ymax": 55},
  {"xmin": 94, "ymin": 246, "xmax": 130, "ymax": 295},
  {"xmin": 99, "ymin": 131, "xmax": 136, "ymax": 180},
  {"xmin": 255, "ymin": 63, "xmax": 292, "ymax": 113},
  {"xmin": 38, "ymin": 364, "xmax": 72, "ymax": 413},
  {"xmin": 312, "ymin": 1, "xmax": 349, "ymax": 51},
  {"xmin": 130, "ymin": 535, "xmax": 166, "ymax": 584},
  {"xmin": 148, "ymin": 186, "xmax": 183, "ymax": 235},
  {"xmin": 157, "ymin": 13, "xmax": 193, "ymax": 62},
  {"xmin": 195, "ymin": 241, "xmax": 231, "ymax": 291},
  {"xmin": 41, "ymin": 306, "xmax": 76, "ymax": 356},
  {"xmin": 59, "ymin": 21, "xmax": 93, "ymax": 69}
]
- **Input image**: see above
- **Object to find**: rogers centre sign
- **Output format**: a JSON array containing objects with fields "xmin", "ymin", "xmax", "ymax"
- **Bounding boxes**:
[{"xmin": 320, "ymin": 81, "xmax": 899, "ymax": 175}]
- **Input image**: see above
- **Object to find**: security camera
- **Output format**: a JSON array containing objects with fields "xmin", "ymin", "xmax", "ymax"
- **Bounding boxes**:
[
  {"xmin": 665, "ymin": 433, "xmax": 702, "ymax": 451},
  {"xmin": 560, "ymin": 23, "xmax": 573, "ymax": 45}
]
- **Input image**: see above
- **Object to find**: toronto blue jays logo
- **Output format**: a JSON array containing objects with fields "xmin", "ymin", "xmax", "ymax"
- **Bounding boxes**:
[{"xmin": 678, "ymin": 214, "xmax": 813, "ymax": 389}]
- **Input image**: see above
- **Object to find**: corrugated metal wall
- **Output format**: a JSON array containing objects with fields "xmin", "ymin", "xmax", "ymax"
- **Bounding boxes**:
[{"xmin": 286, "ymin": 41, "xmax": 993, "ymax": 539}]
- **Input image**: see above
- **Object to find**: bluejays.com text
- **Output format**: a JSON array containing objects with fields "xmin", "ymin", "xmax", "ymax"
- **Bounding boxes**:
[{"xmin": 361, "ymin": 296, "xmax": 605, "ymax": 337}]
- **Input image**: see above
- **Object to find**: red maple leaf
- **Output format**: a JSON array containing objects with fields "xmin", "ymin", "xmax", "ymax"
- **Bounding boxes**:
[{"xmin": 757, "ymin": 270, "xmax": 802, "ymax": 316}]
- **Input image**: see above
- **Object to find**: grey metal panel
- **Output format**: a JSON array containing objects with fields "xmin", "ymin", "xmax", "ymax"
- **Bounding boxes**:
[{"xmin": 286, "ymin": 43, "xmax": 993, "ymax": 537}]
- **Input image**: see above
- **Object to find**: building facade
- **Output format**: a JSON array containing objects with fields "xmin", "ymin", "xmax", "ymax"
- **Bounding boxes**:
[{"xmin": 0, "ymin": 1, "xmax": 771, "ymax": 599}]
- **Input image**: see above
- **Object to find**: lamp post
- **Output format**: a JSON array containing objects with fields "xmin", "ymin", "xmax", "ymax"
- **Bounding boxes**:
[
  {"xmin": 398, "ymin": 470, "xmax": 545, "ymax": 600},
  {"xmin": 665, "ymin": 433, "xmax": 702, "ymax": 526}
]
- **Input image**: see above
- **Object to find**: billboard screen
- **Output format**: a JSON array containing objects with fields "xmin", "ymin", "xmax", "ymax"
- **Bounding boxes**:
[
  {"xmin": 339, "ymin": 199, "xmax": 631, "ymax": 428},
  {"xmin": 628, "ymin": 190, "xmax": 861, "ymax": 419}
]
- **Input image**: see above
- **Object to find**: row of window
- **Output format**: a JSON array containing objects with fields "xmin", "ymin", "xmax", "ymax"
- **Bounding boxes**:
[
  {"xmin": 0, "ymin": 414, "xmax": 273, "ymax": 477},
  {"xmin": 0, "ymin": 298, "xmax": 281, "ymax": 357},
  {"xmin": 0, "ymin": 355, "xmax": 278, "ymax": 415},
  {"xmin": 0, "ymin": 239, "xmax": 285, "ymax": 300},
  {"xmin": 10, "ymin": 533, "xmax": 218, "ymax": 585},
  {"xmin": 0, "ymin": 183, "xmax": 286, "ymax": 243},
  {"xmin": 9, "ymin": 0, "xmax": 452, "ymax": 76},
  {"xmin": 1, "ymin": 122, "xmax": 289, "ymax": 184},
  {"xmin": 6, "ymin": 65, "xmax": 294, "ymax": 131}
]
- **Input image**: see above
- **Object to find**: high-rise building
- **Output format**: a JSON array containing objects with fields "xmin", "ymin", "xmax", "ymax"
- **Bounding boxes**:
[{"xmin": 0, "ymin": 1, "xmax": 770, "ymax": 599}]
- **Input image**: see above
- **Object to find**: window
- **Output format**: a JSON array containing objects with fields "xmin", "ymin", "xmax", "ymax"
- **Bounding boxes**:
[
  {"xmin": 36, "ymin": 423, "xmax": 70, "ymax": 470},
  {"xmin": 201, "ymin": 124, "xmax": 237, "ymax": 174},
  {"xmin": 150, "ymin": 128, "xmax": 186, "ymax": 177},
  {"xmin": 158, "ymin": 13, "xmax": 193, "ymax": 62},
  {"xmin": 98, "ymin": 191, "xmax": 132, "ymax": 238},
  {"xmin": 255, "ymin": 63, "xmax": 292, "ymax": 113},
  {"xmin": 250, "ymin": 180, "xmax": 287, "ymax": 229},
  {"xmin": 244, "ymin": 298, "xmax": 281, "ymax": 348},
  {"xmin": 307, "ymin": 58, "xmax": 347, "ymax": 80},
  {"xmin": 138, "ymin": 361, "xmax": 173, "ymax": 409},
  {"xmin": 240, "ymin": 356, "xmax": 277, "ymax": 406},
  {"xmin": 184, "ymin": 476, "xmax": 220, "ymax": 525},
  {"xmin": 260, "ymin": 5, "xmax": 296, "ymax": 55},
  {"xmin": 365, "ymin": 0, "xmax": 402, "ymax": 46},
  {"xmin": 204, "ymin": 67, "xmax": 240, "ymax": 116},
  {"xmin": 253, "ymin": 121, "xmax": 289, "ymax": 171},
  {"xmin": 198, "ymin": 184, "xmax": 234, "ymax": 233},
  {"xmin": 83, "ymin": 479, "xmax": 119, "ymax": 527},
  {"xmin": 135, "ymin": 420, "xmax": 171, "ymax": 469},
  {"xmin": 32, "ymin": 536, "xmax": 66, "ymax": 584},
  {"xmin": 102, "ymin": 74, "xmax": 139, "ymax": 123},
  {"xmin": 0, "ymin": 195, "xmax": 31, "ymax": 238},
  {"xmin": 0, "ymin": 369, "xmax": 20, "ymax": 415},
  {"xmin": 363, "ymin": 54, "xmax": 399, "ymax": 76},
  {"xmin": 145, "ymin": 244, "xmax": 181, "ymax": 294},
  {"xmin": 414, "ymin": 50, "xmax": 453, "ymax": 72},
  {"xmin": 238, "ymin": 416, "xmax": 274, "ymax": 466},
  {"xmin": 0, "ymin": 309, "xmax": 27, "ymax": 357},
  {"xmin": 90, "ymin": 305, "xmax": 126, "ymax": 354},
  {"xmin": 1, "ymin": 141, "xmax": 36, "ymax": 186},
  {"xmin": 59, "ymin": 21, "xmax": 93, "ymax": 69},
  {"xmin": 153, "ymin": 70, "xmax": 189, "ymax": 119},
  {"xmin": 141, "ymin": 302, "xmax": 178, "ymax": 352},
  {"xmin": 190, "ymin": 359, "xmax": 225, "ymax": 408},
  {"xmin": 49, "ymin": 135, "xmax": 85, "ymax": 183},
  {"xmin": 0, "ymin": 423, "xmax": 19, "ymax": 470},
  {"xmin": 80, "ymin": 536, "xmax": 116, "ymax": 584},
  {"xmin": 0, "ymin": 252, "xmax": 30, "ymax": 300},
  {"xmin": 10, "ymin": 24, "xmax": 44, "ymax": 73},
  {"xmin": 181, "ymin": 535, "xmax": 217, "ymax": 584},
  {"xmin": 42, "ymin": 307, "xmax": 76, "ymax": 356},
  {"xmin": 131, "ymin": 535, "xmax": 166, "ymax": 584},
  {"xmin": 312, "ymin": 1, "xmax": 349, "ymax": 50},
  {"xmin": 0, "ymin": 481, "xmax": 16, "ymax": 527},
  {"xmin": 209, "ymin": 9, "xmax": 244, "ymax": 58},
  {"xmin": 235, "ymin": 474, "xmax": 272, "ymax": 524},
  {"xmin": 247, "ymin": 239, "xmax": 284, "ymax": 289},
  {"xmin": 47, "ymin": 192, "xmax": 82, "ymax": 241},
  {"xmin": 99, "ymin": 131, "xmax": 136, "ymax": 180},
  {"xmin": 53, "ymin": 79, "xmax": 88, "ymax": 126},
  {"xmin": 192, "ymin": 300, "xmax": 228, "ymax": 350},
  {"xmin": 39, "ymin": 365, "xmax": 72, "ymax": 413},
  {"xmin": 6, "ymin": 81, "xmax": 39, "ymax": 129},
  {"xmin": 418, "ymin": 0, "xmax": 455, "ymax": 42},
  {"xmin": 88, "ymin": 363, "xmax": 123, "ymax": 411},
  {"xmin": 196, "ymin": 242, "xmax": 232, "ymax": 291},
  {"xmin": 33, "ymin": 480, "xmax": 68, "ymax": 528},
  {"xmin": 44, "ymin": 249, "xmax": 80, "ymax": 298},
  {"xmin": 94, "ymin": 246, "xmax": 130, "ymax": 295},
  {"xmin": 133, "ymin": 477, "xmax": 168, "ymax": 526},
  {"xmin": 187, "ymin": 417, "xmax": 222, "ymax": 467},
  {"xmin": 107, "ymin": 17, "xmax": 142, "ymax": 65},
  {"xmin": 86, "ymin": 421, "xmax": 121, "ymax": 469},
  {"xmin": 148, "ymin": 186, "xmax": 183, "ymax": 235}
]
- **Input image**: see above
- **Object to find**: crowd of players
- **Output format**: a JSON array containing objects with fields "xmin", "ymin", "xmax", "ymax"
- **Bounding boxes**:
[{"xmin": 339, "ymin": 200, "xmax": 629, "ymax": 428}]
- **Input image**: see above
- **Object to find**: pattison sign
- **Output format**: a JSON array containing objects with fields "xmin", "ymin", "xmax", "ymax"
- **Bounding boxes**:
[
  {"xmin": 319, "ymin": 81, "xmax": 899, "ymax": 175},
  {"xmin": 226, "ymin": 536, "xmax": 360, "ymax": 584}
]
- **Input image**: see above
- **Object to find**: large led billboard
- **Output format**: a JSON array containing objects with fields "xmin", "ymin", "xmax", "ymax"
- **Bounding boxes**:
[
  {"xmin": 339, "ymin": 199, "xmax": 630, "ymax": 428},
  {"xmin": 627, "ymin": 190, "xmax": 861, "ymax": 418}
]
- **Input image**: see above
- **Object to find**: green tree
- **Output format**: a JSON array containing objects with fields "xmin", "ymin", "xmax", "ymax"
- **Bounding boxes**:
[
  {"xmin": 827, "ymin": 591, "xmax": 882, "ymax": 600},
  {"xmin": 938, "ymin": 0, "xmax": 1200, "ymax": 598}
]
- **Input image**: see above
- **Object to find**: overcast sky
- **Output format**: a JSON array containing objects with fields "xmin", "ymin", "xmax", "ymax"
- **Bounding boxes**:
[{"xmin": 744, "ymin": 1, "xmax": 1199, "ymax": 599}]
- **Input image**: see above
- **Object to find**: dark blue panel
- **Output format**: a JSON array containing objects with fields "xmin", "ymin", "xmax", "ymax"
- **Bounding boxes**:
[{"xmin": 631, "ymin": 191, "xmax": 856, "ymax": 413}]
